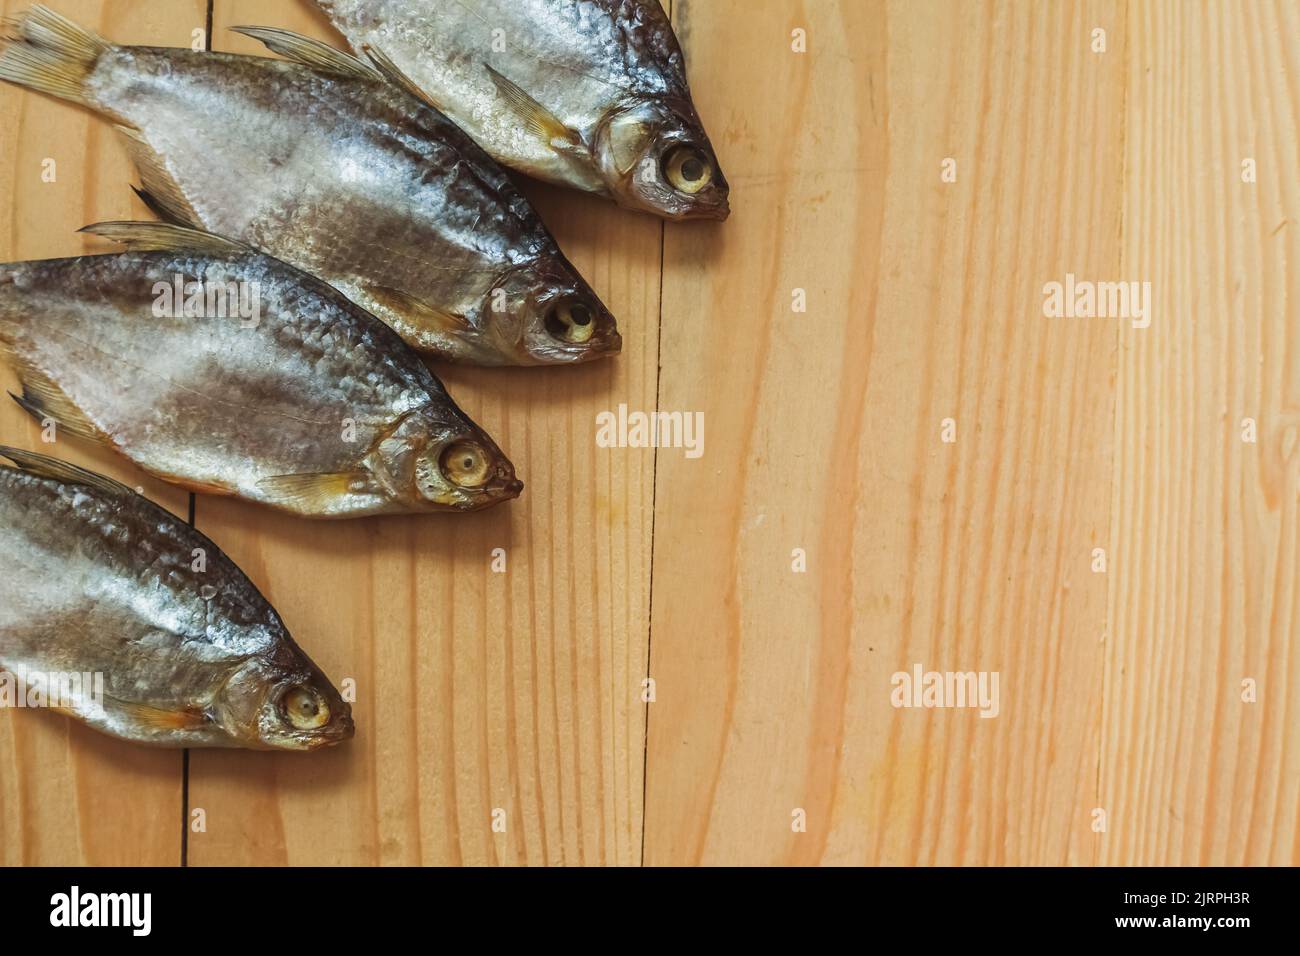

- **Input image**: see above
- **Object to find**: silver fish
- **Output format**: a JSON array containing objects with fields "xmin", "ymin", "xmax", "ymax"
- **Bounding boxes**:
[
  {"xmin": 0, "ymin": 221, "xmax": 523, "ymax": 518},
  {"xmin": 316, "ymin": 0, "xmax": 730, "ymax": 220},
  {"xmin": 0, "ymin": 447, "xmax": 354, "ymax": 750}
]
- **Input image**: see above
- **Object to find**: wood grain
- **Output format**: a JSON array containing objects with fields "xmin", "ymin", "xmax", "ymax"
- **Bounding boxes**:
[
  {"xmin": 645, "ymin": 0, "xmax": 1295, "ymax": 866},
  {"xmin": 1, "ymin": 0, "xmax": 1294, "ymax": 867},
  {"xmin": 0, "ymin": 0, "xmax": 207, "ymax": 867},
  {"xmin": 1101, "ymin": 0, "xmax": 1299, "ymax": 866}
]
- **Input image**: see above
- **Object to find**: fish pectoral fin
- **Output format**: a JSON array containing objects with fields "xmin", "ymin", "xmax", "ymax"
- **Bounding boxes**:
[
  {"xmin": 79, "ymin": 220, "xmax": 250, "ymax": 257},
  {"xmin": 0, "ymin": 445, "xmax": 136, "ymax": 498},
  {"xmin": 362, "ymin": 284, "xmax": 471, "ymax": 334},
  {"xmin": 117, "ymin": 700, "xmax": 211, "ymax": 732},
  {"xmin": 0, "ymin": 344, "xmax": 104, "ymax": 443},
  {"xmin": 484, "ymin": 65, "xmax": 585, "ymax": 155},
  {"xmin": 113, "ymin": 125, "xmax": 201, "ymax": 228},
  {"xmin": 361, "ymin": 44, "xmax": 444, "ymax": 113},
  {"xmin": 231, "ymin": 26, "xmax": 378, "ymax": 83},
  {"xmin": 258, "ymin": 470, "xmax": 374, "ymax": 511}
]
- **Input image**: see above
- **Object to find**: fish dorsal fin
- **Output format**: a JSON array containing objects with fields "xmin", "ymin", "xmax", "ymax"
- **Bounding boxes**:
[
  {"xmin": 360, "ymin": 43, "xmax": 443, "ymax": 112},
  {"xmin": 79, "ymin": 221, "xmax": 251, "ymax": 257},
  {"xmin": 230, "ymin": 26, "xmax": 378, "ymax": 82},
  {"xmin": 484, "ymin": 64, "xmax": 585, "ymax": 155},
  {"xmin": 0, "ymin": 445, "xmax": 135, "ymax": 498}
]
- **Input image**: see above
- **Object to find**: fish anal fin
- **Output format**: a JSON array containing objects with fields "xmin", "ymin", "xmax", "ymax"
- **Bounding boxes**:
[
  {"xmin": 484, "ymin": 64, "xmax": 584, "ymax": 154},
  {"xmin": 112, "ymin": 125, "xmax": 201, "ymax": 228},
  {"xmin": 131, "ymin": 185, "xmax": 189, "ymax": 228},
  {"xmin": 362, "ymin": 283, "xmax": 470, "ymax": 334},
  {"xmin": 9, "ymin": 384, "xmax": 102, "ymax": 444},
  {"xmin": 122, "ymin": 466, "xmax": 236, "ymax": 499},
  {"xmin": 232, "ymin": 26, "xmax": 378, "ymax": 82},
  {"xmin": 79, "ymin": 220, "xmax": 249, "ymax": 257},
  {"xmin": 159, "ymin": 475, "xmax": 235, "ymax": 498},
  {"xmin": 257, "ymin": 471, "xmax": 373, "ymax": 513}
]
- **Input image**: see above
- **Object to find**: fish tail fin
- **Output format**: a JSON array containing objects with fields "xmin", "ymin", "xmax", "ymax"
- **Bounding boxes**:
[{"xmin": 0, "ymin": 5, "xmax": 109, "ymax": 106}]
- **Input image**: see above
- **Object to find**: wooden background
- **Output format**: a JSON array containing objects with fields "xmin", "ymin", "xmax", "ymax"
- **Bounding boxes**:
[{"xmin": 0, "ymin": 0, "xmax": 1295, "ymax": 866}]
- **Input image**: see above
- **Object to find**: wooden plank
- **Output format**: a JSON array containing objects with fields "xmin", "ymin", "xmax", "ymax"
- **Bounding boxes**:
[
  {"xmin": 645, "ymin": 0, "xmax": 1126, "ymax": 865},
  {"xmin": 3, "ymin": 0, "xmax": 1293, "ymax": 871},
  {"xmin": 1101, "ymin": 0, "xmax": 1299, "ymax": 865},
  {"xmin": 184, "ymin": 1, "xmax": 657, "ymax": 865},
  {"xmin": 0, "ymin": 0, "xmax": 207, "ymax": 866}
]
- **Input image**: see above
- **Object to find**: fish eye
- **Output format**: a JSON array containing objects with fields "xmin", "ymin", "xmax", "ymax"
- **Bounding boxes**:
[
  {"xmin": 664, "ymin": 146, "xmax": 713, "ymax": 194},
  {"xmin": 283, "ymin": 685, "xmax": 330, "ymax": 731},
  {"xmin": 545, "ymin": 300, "xmax": 596, "ymax": 344},
  {"xmin": 440, "ymin": 440, "xmax": 491, "ymax": 488}
]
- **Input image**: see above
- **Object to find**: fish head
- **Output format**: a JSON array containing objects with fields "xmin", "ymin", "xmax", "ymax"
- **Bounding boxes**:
[
  {"xmin": 485, "ymin": 257, "xmax": 622, "ymax": 365},
  {"xmin": 594, "ymin": 98, "xmax": 730, "ymax": 221},
  {"xmin": 376, "ymin": 407, "xmax": 524, "ymax": 511},
  {"xmin": 217, "ymin": 653, "xmax": 355, "ymax": 751}
]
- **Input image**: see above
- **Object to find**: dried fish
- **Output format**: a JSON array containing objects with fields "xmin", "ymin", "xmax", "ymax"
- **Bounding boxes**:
[
  {"xmin": 0, "ymin": 221, "xmax": 523, "ymax": 517},
  {"xmin": 317, "ymin": 0, "xmax": 730, "ymax": 220},
  {"xmin": 0, "ymin": 447, "xmax": 354, "ymax": 749}
]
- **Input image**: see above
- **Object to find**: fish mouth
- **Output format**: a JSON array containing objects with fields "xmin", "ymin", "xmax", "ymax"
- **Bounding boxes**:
[
  {"xmin": 531, "ymin": 326, "xmax": 622, "ymax": 364},
  {"xmin": 464, "ymin": 470, "xmax": 524, "ymax": 509},
  {"xmin": 599, "ymin": 328, "xmax": 624, "ymax": 354},
  {"xmin": 427, "ymin": 462, "xmax": 522, "ymax": 510},
  {"xmin": 488, "ymin": 473, "xmax": 524, "ymax": 501},
  {"xmin": 455, "ymin": 477, "xmax": 523, "ymax": 511},
  {"xmin": 619, "ymin": 185, "xmax": 730, "ymax": 222},
  {"xmin": 303, "ymin": 713, "xmax": 355, "ymax": 750},
  {"xmin": 567, "ymin": 327, "xmax": 623, "ymax": 362},
  {"xmin": 703, "ymin": 196, "xmax": 731, "ymax": 221},
  {"xmin": 669, "ymin": 193, "xmax": 731, "ymax": 222}
]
